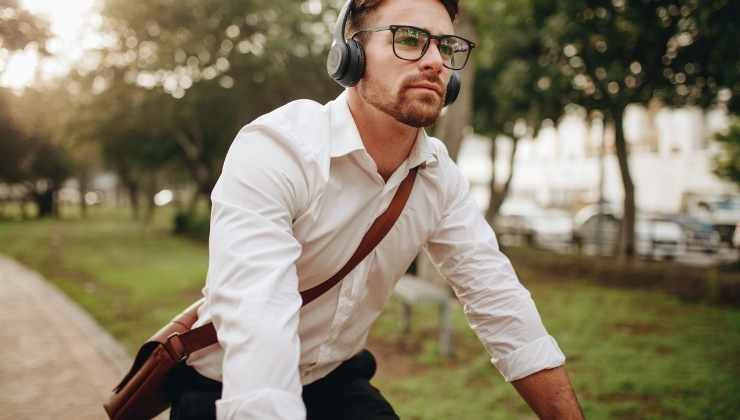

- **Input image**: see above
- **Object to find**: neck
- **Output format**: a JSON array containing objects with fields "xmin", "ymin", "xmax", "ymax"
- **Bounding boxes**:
[{"xmin": 346, "ymin": 89, "xmax": 418, "ymax": 181}]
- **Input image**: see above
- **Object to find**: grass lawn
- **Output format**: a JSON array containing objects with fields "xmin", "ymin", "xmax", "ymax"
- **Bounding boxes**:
[{"xmin": 1, "ymin": 208, "xmax": 739, "ymax": 419}]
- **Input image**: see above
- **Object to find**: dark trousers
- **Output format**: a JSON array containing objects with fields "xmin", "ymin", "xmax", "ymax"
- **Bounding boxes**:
[{"xmin": 167, "ymin": 349, "xmax": 399, "ymax": 420}]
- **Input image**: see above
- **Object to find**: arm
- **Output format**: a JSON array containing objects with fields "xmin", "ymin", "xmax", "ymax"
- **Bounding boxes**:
[
  {"xmin": 206, "ymin": 127, "xmax": 314, "ymax": 420},
  {"xmin": 512, "ymin": 366, "xmax": 584, "ymax": 420},
  {"xmin": 424, "ymin": 159, "xmax": 577, "ymax": 415}
]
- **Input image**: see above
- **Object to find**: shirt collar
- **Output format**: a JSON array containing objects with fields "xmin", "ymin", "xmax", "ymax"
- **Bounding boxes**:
[
  {"xmin": 328, "ymin": 91, "xmax": 439, "ymax": 168},
  {"xmin": 329, "ymin": 91, "xmax": 366, "ymax": 158}
]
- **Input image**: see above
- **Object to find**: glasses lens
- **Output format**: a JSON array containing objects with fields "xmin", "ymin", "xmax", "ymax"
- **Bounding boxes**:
[
  {"xmin": 393, "ymin": 26, "xmax": 429, "ymax": 60},
  {"xmin": 439, "ymin": 36, "xmax": 471, "ymax": 70}
]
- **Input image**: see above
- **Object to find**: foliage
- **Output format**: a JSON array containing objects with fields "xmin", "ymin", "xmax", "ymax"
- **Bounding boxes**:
[
  {"xmin": 68, "ymin": 0, "xmax": 342, "ymax": 211},
  {"xmin": 0, "ymin": 0, "xmax": 50, "ymax": 59},
  {"xmin": 0, "ymin": 88, "xmax": 73, "ymax": 217},
  {"xmin": 713, "ymin": 118, "xmax": 740, "ymax": 186},
  {"xmin": 173, "ymin": 209, "xmax": 210, "ymax": 241},
  {"xmin": 470, "ymin": 0, "xmax": 568, "ymax": 139},
  {"xmin": 0, "ymin": 89, "xmax": 27, "ymax": 183},
  {"xmin": 535, "ymin": 0, "xmax": 738, "ymax": 113}
]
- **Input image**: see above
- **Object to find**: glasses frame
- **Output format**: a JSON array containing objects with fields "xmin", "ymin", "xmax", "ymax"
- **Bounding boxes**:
[{"xmin": 351, "ymin": 24, "xmax": 476, "ymax": 71}]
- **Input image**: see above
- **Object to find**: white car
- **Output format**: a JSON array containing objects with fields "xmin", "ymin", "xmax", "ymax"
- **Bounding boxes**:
[
  {"xmin": 573, "ymin": 207, "xmax": 687, "ymax": 259},
  {"xmin": 494, "ymin": 200, "xmax": 574, "ymax": 249},
  {"xmin": 635, "ymin": 219, "xmax": 687, "ymax": 260}
]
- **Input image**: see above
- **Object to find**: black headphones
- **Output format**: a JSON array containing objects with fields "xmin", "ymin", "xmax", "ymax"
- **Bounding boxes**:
[{"xmin": 326, "ymin": 0, "xmax": 461, "ymax": 107}]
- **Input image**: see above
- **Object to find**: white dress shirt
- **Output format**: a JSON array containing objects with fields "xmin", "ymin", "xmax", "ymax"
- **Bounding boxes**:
[{"xmin": 187, "ymin": 91, "xmax": 566, "ymax": 420}]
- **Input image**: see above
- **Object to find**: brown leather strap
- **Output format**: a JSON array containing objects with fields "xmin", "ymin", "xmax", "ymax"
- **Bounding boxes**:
[
  {"xmin": 176, "ymin": 167, "xmax": 419, "ymax": 357},
  {"xmin": 299, "ymin": 167, "xmax": 418, "ymax": 304}
]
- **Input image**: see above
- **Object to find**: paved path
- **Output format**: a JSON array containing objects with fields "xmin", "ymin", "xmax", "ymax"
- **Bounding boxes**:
[{"xmin": 0, "ymin": 255, "xmax": 133, "ymax": 420}]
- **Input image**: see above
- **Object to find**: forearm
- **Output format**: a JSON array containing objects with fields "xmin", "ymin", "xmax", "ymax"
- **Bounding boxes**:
[{"xmin": 512, "ymin": 366, "xmax": 584, "ymax": 420}]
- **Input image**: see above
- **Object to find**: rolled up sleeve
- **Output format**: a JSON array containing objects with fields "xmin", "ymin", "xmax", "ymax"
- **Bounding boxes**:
[
  {"xmin": 206, "ymin": 126, "xmax": 314, "ymax": 420},
  {"xmin": 425, "ymin": 166, "xmax": 565, "ymax": 383}
]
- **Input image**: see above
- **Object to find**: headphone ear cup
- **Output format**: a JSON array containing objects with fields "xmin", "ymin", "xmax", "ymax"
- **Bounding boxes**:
[
  {"xmin": 444, "ymin": 72, "xmax": 461, "ymax": 107},
  {"xmin": 327, "ymin": 42, "xmax": 349, "ymax": 82},
  {"xmin": 340, "ymin": 38, "xmax": 366, "ymax": 87}
]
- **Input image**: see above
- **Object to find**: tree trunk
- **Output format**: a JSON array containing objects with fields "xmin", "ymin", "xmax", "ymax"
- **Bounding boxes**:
[
  {"xmin": 20, "ymin": 195, "xmax": 30, "ymax": 219},
  {"xmin": 34, "ymin": 189, "xmax": 54, "ymax": 218},
  {"xmin": 127, "ymin": 182, "xmax": 140, "ymax": 220},
  {"xmin": 432, "ymin": 8, "xmax": 476, "ymax": 162},
  {"xmin": 485, "ymin": 137, "xmax": 519, "ymax": 224},
  {"xmin": 143, "ymin": 174, "xmax": 158, "ymax": 223},
  {"xmin": 78, "ymin": 171, "xmax": 89, "ymax": 218},
  {"xmin": 612, "ymin": 109, "xmax": 636, "ymax": 260},
  {"xmin": 175, "ymin": 130, "xmax": 218, "ymax": 207}
]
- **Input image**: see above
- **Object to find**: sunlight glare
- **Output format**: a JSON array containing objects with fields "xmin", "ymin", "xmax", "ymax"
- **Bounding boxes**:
[{"xmin": 1, "ymin": 0, "xmax": 104, "ymax": 88}]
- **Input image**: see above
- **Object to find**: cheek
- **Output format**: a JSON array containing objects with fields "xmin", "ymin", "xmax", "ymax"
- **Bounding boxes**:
[{"xmin": 363, "ymin": 45, "xmax": 403, "ymax": 87}]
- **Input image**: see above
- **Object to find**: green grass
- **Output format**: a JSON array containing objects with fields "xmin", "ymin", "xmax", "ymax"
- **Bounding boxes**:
[
  {"xmin": 0, "ymin": 206, "xmax": 208, "ymax": 351},
  {"xmin": 1, "ymin": 208, "xmax": 739, "ymax": 419}
]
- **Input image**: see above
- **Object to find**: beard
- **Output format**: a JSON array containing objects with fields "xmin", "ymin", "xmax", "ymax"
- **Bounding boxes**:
[{"xmin": 358, "ymin": 72, "xmax": 446, "ymax": 128}]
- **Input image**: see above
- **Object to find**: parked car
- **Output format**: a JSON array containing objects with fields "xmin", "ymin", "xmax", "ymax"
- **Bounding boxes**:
[
  {"xmin": 494, "ymin": 200, "xmax": 574, "ymax": 249},
  {"xmin": 656, "ymin": 215, "xmax": 721, "ymax": 254},
  {"xmin": 573, "ymin": 206, "xmax": 687, "ymax": 260},
  {"xmin": 685, "ymin": 195, "xmax": 740, "ymax": 245},
  {"xmin": 635, "ymin": 218, "xmax": 686, "ymax": 260},
  {"xmin": 572, "ymin": 206, "xmax": 621, "ymax": 255}
]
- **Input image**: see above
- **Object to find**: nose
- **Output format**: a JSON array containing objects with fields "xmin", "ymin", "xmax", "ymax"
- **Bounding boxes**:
[{"xmin": 418, "ymin": 40, "xmax": 445, "ymax": 74}]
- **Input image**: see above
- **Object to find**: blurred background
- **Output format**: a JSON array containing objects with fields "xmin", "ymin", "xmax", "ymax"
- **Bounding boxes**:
[{"xmin": 0, "ymin": 0, "xmax": 739, "ymax": 419}]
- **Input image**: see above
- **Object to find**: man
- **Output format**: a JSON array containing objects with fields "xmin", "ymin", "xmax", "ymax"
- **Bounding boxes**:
[{"xmin": 175, "ymin": 0, "xmax": 585, "ymax": 419}]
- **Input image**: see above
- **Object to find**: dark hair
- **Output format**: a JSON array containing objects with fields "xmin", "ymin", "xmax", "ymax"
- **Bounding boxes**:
[{"xmin": 346, "ymin": 0, "xmax": 459, "ymax": 37}]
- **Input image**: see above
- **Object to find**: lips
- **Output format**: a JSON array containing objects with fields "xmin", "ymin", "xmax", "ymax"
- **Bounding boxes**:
[{"xmin": 407, "ymin": 83, "xmax": 443, "ymax": 96}]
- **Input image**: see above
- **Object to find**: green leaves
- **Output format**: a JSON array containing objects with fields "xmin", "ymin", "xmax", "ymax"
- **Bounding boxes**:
[{"xmin": 713, "ymin": 118, "xmax": 740, "ymax": 186}]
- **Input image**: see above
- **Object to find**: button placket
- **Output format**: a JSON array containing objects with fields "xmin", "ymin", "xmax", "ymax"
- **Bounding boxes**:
[{"xmin": 316, "ymin": 272, "xmax": 355, "ymax": 364}]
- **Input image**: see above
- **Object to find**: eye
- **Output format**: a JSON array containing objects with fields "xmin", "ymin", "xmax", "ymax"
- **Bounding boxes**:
[
  {"xmin": 442, "ymin": 38, "xmax": 466, "ymax": 54},
  {"xmin": 395, "ymin": 27, "xmax": 424, "ymax": 47},
  {"xmin": 438, "ymin": 43, "xmax": 454, "ymax": 57},
  {"xmin": 396, "ymin": 35, "xmax": 419, "ymax": 46}
]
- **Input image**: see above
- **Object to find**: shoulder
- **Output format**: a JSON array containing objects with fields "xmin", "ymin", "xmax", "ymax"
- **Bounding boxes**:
[
  {"xmin": 219, "ymin": 99, "xmax": 332, "ymax": 209},
  {"xmin": 241, "ymin": 99, "xmax": 331, "ymax": 160},
  {"xmin": 421, "ymin": 134, "xmax": 471, "ymax": 207},
  {"xmin": 424, "ymin": 135, "xmax": 467, "ymax": 184}
]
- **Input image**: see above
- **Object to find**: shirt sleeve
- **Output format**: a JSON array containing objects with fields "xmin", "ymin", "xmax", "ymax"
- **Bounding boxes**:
[
  {"xmin": 205, "ymin": 126, "xmax": 313, "ymax": 420},
  {"xmin": 424, "ymin": 163, "xmax": 566, "ymax": 383}
]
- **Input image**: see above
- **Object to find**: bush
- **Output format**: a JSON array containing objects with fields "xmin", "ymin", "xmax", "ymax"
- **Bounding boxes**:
[
  {"xmin": 173, "ymin": 210, "xmax": 210, "ymax": 241},
  {"xmin": 506, "ymin": 247, "xmax": 740, "ymax": 307}
]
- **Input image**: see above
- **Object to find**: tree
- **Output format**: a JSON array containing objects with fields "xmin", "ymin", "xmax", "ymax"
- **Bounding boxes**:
[
  {"xmin": 0, "ymin": 88, "xmax": 72, "ymax": 218},
  {"xmin": 469, "ymin": 0, "xmax": 570, "ymax": 222},
  {"xmin": 0, "ymin": 0, "xmax": 50, "ymax": 73},
  {"xmin": 0, "ymin": 89, "xmax": 28, "ymax": 184},
  {"xmin": 713, "ymin": 118, "xmax": 740, "ymax": 186},
  {"xmin": 529, "ymin": 0, "xmax": 738, "ymax": 258},
  {"xmin": 73, "ymin": 0, "xmax": 341, "ymax": 214},
  {"xmin": 0, "ymin": 3, "xmax": 63, "ymax": 217}
]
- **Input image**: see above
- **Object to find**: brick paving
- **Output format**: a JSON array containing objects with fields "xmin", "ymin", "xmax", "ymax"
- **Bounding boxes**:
[{"xmin": 0, "ymin": 255, "xmax": 136, "ymax": 420}]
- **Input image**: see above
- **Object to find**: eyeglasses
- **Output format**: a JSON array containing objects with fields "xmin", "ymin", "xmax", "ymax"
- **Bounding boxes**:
[{"xmin": 352, "ymin": 25, "xmax": 476, "ymax": 71}]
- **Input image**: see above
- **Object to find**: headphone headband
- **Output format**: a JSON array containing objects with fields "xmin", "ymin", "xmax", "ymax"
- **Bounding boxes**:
[{"xmin": 333, "ymin": 0, "xmax": 352, "ymax": 43}]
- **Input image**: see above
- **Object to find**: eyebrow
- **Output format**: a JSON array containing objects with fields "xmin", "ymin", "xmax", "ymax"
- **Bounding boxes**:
[{"xmin": 361, "ymin": 24, "xmax": 455, "ymax": 37}]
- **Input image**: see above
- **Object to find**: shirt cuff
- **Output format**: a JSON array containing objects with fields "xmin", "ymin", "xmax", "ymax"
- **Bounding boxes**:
[
  {"xmin": 491, "ymin": 335, "xmax": 566, "ymax": 382},
  {"xmin": 216, "ymin": 388, "xmax": 306, "ymax": 420}
]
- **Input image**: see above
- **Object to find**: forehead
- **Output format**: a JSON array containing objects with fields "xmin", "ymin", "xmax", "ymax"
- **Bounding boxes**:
[{"xmin": 369, "ymin": 0, "xmax": 455, "ymax": 35}]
